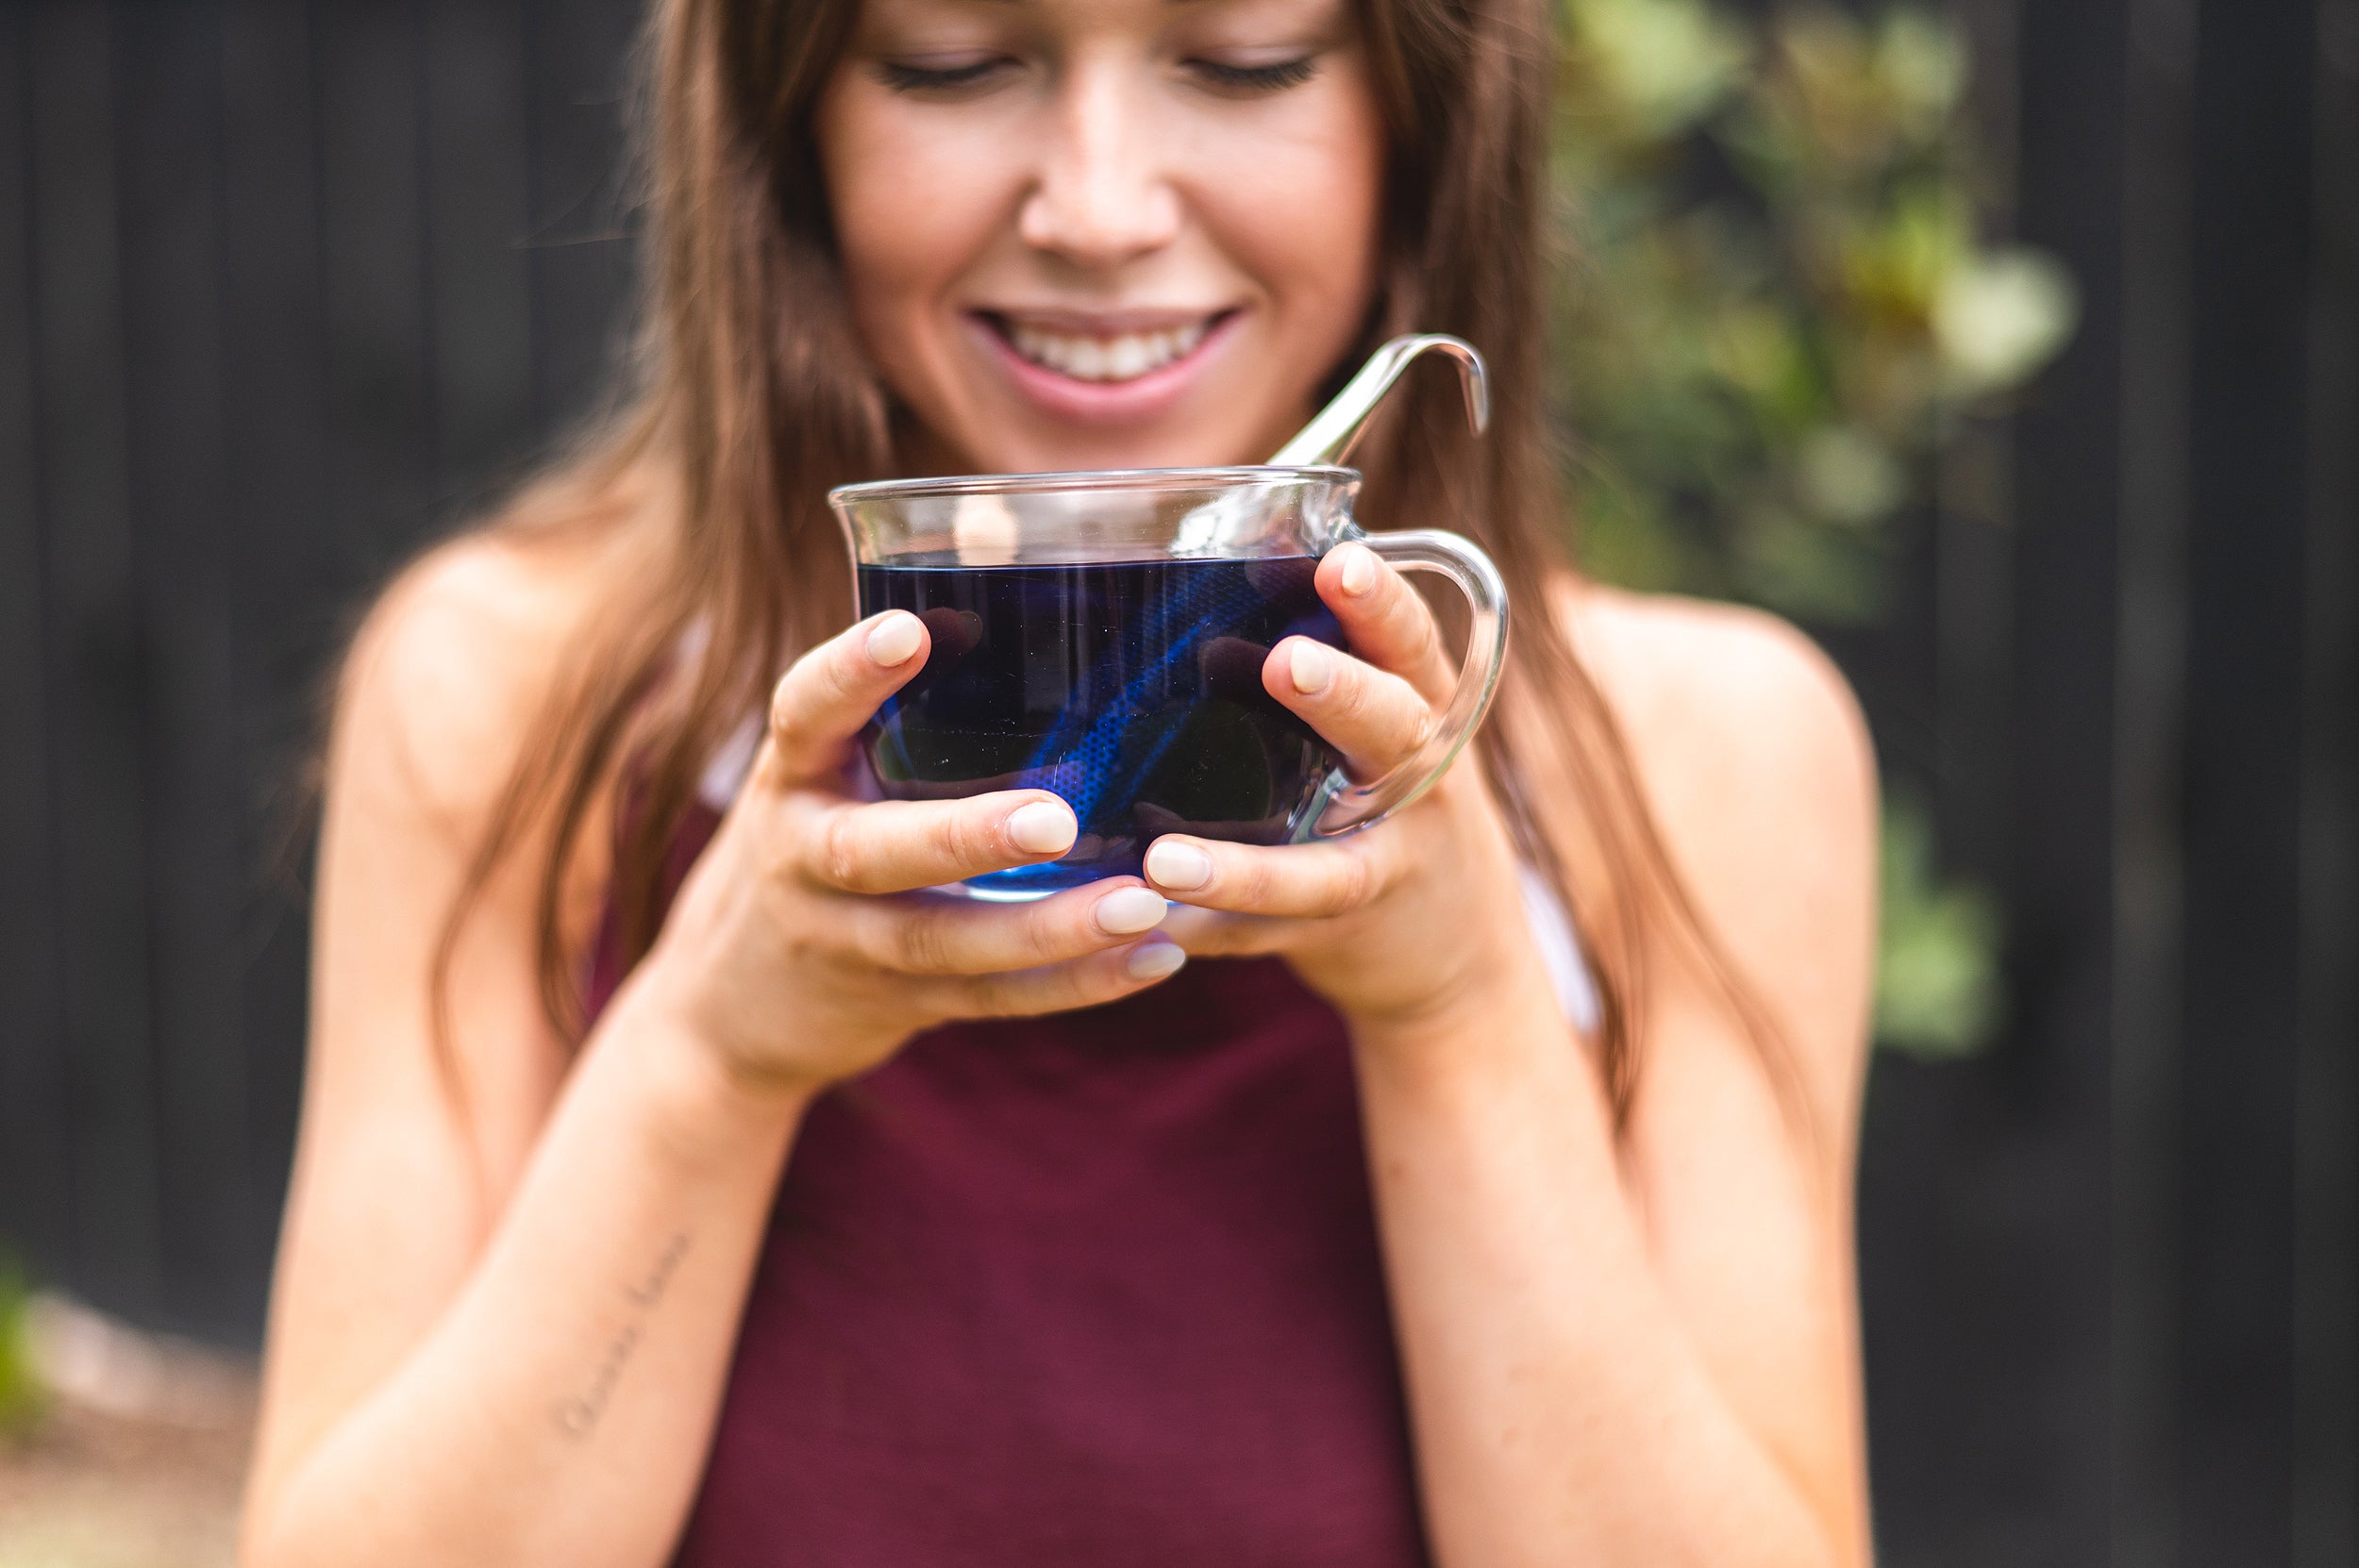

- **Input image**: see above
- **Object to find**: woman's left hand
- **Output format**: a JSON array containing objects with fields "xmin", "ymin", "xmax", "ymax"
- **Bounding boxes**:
[{"xmin": 1143, "ymin": 541, "xmax": 1542, "ymax": 1034}]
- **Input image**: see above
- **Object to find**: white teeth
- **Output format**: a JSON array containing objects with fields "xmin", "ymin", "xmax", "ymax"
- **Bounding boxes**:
[{"xmin": 1002, "ymin": 319, "xmax": 1213, "ymax": 382}]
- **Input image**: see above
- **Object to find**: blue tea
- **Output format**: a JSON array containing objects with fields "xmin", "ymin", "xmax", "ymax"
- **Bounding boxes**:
[{"xmin": 859, "ymin": 555, "xmax": 1347, "ymax": 896}]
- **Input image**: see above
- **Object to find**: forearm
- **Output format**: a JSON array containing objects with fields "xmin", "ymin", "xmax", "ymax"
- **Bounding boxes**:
[
  {"xmin": 1352, "ymin": 978, "xmax": 1841, "ymax": 1568},
  {"xmin": 246, "ymin": 984, "xmax": 806, "ymax": 1568}
]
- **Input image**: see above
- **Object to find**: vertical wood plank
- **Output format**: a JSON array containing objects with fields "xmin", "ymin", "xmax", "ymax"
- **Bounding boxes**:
[
  {"xmin": 424, "ymin": 0, "xmax": 536, "ymax": 493},
  {"xmin": 1934, "ymin": 0, "xmax": 2023, "ymax": 886},
  {"xmin": 114, "ymin": 0, "xmax": 255, "ymax": 1342},
  {"xmin": 27, "ymin": 0, "xmax": 164, "ymax": 1325},
  {"xmin": 2181, "ymin": 0, "xmax": 2316, "ymax": 1558},
  {"xmin": 523, "ymin": 0, "xmax": 640, "ymax": 428},
  {"xmin": 2294, "ymin": 8, "xmax": 2359, "ymax": 1560},
  {"xmin": 2005, "ymin": 0, "xmax": 2128, "ymax": 1559},
  {"xmin": 316, "ymin": 0, "xmax": 435, "ymax": 577},
  {"xmin": 2114, "ymin": 0, "xmax": 2197, "ymax": 1558},
  {"xmin": 219, "ymin": 0, "xmax": 334, "ymax": 1332},
  {"xmin": 0, "ymin": 5, "xmax": 75, "ymax": 1284},
  {"xmin": 2293, "ymin": 6, "xmax": 2359, "ymax": 1556}
]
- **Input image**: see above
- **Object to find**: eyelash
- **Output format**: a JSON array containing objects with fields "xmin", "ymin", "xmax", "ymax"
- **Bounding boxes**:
[
  {"xmin": 1190, "ymin": 57, "xmax": 1320, "ymax": 92},
  {"xmin": 878, "ymin": 58, "xmax": 1005, "ymax": 92},
  {"xmin": 876, "ymin": 55, "xmax": 1321, "ymax": 96}
]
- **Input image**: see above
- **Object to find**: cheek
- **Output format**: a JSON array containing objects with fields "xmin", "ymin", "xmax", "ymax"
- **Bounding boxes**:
[
  {"xmin": 817, "ymin": 84, "xmax": 1012, "ymax": 364},
  {"xmin": 1190, "ymin": 84, "xmax": 1386, "ymax": 340}
]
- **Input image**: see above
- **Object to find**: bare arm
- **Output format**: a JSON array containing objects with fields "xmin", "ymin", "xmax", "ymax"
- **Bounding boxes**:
[
  {"xmin": 243, "ymin": 546, "xmax": 1186, "ymax": 1568},
  {"xmin": 1150, "ymin": 562, "xmax": 1876, "ymax": 1566},
  {"xmin": 1357, "ymin": 593, "xmax": 1876, "ymax": 1567},
  {"xmin": 241, "ymin": 550, "xmax": 806, "ymax": 1568},
  {"xmin": 1351, "ymin": 947, "xmax": 1865, "ymax": 1567},
  {"xmin": 248, "ymin": 970, "xmax": 808, "ymax": 1568}
]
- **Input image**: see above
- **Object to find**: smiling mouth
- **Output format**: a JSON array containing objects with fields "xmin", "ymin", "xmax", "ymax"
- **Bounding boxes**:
[{"xmin": 980, "ymin": 310, "xmax": 1236, "ymax": 384}]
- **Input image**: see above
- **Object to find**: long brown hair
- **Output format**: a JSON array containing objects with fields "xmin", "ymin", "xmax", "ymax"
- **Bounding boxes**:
[{"xmin": 430, "ymin": 0, "xmax": 1791, "ymax": 1130}]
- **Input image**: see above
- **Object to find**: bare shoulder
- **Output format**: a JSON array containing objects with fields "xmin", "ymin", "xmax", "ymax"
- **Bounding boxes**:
[
  {"xmin": 310, "ymin": 510, "xmax": 656, "ymax": 1203},
  {"xmin": 332, "ymin": 522, "xmax": 632, "ymax": 842},
  {"xmin": 1557, "ymin": 580, "xmax": 1872, "ymax": 804},
  {"xmin": 1555, "ymin": 579, "xmax": 1879, "ymax": 1123}
]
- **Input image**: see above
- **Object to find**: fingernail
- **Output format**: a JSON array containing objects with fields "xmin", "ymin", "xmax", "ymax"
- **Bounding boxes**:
[
  {"xmin": 1144, "ymin": 840, "xmax": 1213, "ymax": 892},
  {"xmin": 1338, "ymin": 545, "xmax": 1378, "ymax": 597},
  {"xmin": 1008, "ymin": 799, "xmax": 1078, "ymax": 855},
  {"xmin": 866, "ymin": 612, "xmax": 924, "ymax": 667},
  {"xmin": 1095, "ymin": 886, "xmax": 1169, "ymax": 936},
  {"xmin": 1289, "ymin": 640, "xmax": 1333, "ymax": 695},
  {"xmin": 1126, "ymin": 940, "xmax": 1188, "ymax": 981}
]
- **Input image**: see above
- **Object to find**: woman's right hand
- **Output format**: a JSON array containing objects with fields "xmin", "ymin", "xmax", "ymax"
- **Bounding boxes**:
[{"xmin": 623, "ymin": 609, "xmax": 1185, "ymax": 1099}]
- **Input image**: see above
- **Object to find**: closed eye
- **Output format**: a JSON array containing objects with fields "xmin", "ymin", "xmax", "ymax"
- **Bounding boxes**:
[
  {"xmin": 1188, "ymin": 56, "xmax": 1319, "ymax": 94},
  {"xmin": 877, "ymin": 57, "xmax": 1011, "ymax": 94}
]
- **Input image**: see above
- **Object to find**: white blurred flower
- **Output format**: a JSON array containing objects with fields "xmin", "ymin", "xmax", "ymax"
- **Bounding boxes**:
[
  {"xmin": 1570, "ymin": 0, "xmax": 1748, "ymax": 139},
  {"xmin": 1933, "ymin": 249, "xmax": 2079, "ymax": 393},
  {"xmin": 1799, "ymin": 425, "xmax": 1906, "ymax": 526}
]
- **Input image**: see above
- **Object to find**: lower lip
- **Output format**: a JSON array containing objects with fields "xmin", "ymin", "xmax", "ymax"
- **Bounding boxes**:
[{"xmin": 969, "ymin": 312, "xmax": 1239, "ymax": 427}]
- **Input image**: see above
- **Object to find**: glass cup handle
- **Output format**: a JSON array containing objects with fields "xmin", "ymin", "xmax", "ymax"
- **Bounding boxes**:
[{"xmin": 1298, "ymin": 526, "xmax": 1511, "ymax": 839}]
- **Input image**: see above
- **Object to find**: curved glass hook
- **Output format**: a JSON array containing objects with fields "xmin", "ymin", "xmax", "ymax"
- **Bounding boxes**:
[{"xmin": 1267, "ymin": 334, "xmax": 1491, "ymax": 467}]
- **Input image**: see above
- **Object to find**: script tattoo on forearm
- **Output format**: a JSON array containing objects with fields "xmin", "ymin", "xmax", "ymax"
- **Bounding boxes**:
[{"xmin": 555, "ymin": 1230, "xmax": 694, "ymax": 1439}]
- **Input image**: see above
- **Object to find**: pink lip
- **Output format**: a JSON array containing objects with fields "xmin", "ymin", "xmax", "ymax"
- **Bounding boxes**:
[{"xmin": 965, "ymin": 309, "xmax": 1242, "ymax": 427}]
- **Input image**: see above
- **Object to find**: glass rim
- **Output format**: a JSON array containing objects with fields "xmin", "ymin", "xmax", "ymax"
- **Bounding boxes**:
[{"xmin": 828, "ymin": 463, "xmax": 1358, "ymax": 507}]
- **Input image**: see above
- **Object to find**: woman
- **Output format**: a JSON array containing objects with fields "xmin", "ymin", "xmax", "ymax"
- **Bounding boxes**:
[{"xmin": 241, "ymin": 0, "xmax": 1878, "ymax": 1560}]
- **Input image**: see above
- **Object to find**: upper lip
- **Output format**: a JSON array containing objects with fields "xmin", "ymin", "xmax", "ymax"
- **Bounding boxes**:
[{"xmin": 975, "ymin": 306, "xmax": 1237, "ymax": 336}]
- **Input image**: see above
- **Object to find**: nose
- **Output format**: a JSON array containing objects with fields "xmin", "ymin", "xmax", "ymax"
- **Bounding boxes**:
[{"xmin": 1016, "ymin": 60, "xmax": 1181, "ymax": 268}]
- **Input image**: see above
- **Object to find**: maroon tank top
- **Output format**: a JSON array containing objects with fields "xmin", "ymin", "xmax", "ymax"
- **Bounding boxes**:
[{"xmin": 581, "ymin": 801, "xmax": 1430, "ymax": 1566}]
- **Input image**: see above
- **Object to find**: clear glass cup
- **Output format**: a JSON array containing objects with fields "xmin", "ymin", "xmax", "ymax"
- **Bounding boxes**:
[{"xmin": 831, "ymin": 465, "xmax": 1508, "ymax": 899}]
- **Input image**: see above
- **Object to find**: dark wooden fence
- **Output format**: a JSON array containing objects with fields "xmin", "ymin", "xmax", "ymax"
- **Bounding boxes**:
[
  {"xmin": 1, "ymin": 0, "xmax": 2352, "ymax": 1561},
  {"xmin": 0, "ymin": 0, "xmax": 644, "ymax": 1340},
  {"xmin": 1845, "ymin": 0, "xmax": 2359, "ymax": 1560}
]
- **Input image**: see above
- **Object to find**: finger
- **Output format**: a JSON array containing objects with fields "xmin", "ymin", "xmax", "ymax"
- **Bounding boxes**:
[
  {"xmin": 1265, "ymin": 637, "xmax": 1434, "ymax": 780},
  {"xmin": 846, "ymin": 879, "xmax": 1171, "ymax": 975},
  {"xmin": 1141, "ymin": 829, "xmax": 1407, "ymax": 920},
  {"xmin": 765, "ymin": 612, "xmax": 930, "ymax": 783},
  {"xmin": 1159, "ymin": 904, "xmax": 1306, "ymax": 958},
  {"xmin": 802, "ymin": 791, "xmax": 1079, "ymax": 895},
  {"xmin": 925, "ymin": 935, "xmax": 1191, "ymax": 1019},
  {"xmin": 1319, "ymin": 542, "xmax": 1454, "ymax": 703}
]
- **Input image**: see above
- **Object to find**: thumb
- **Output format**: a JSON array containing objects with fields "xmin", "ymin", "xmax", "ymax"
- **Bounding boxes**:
[{"xmin": 761, "ymin": 611, "xmax": 930, "ymax": 785}]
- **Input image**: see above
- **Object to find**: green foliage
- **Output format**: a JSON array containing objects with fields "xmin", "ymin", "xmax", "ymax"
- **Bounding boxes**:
[
  {"xmin": 1874, "ymin": 795, "xmax": 2002, "ymax": 1057},
  {"xmin": 0, "ymin": 1253, "xmax": 43, "ymax": 1437},
  {"xmin": 1553, "ymin": 0, "xmax": 2073, "ymax": 621},
  {"xmin": 1549, "ymin": 0, "xmax": 2066, "ymax": 1053}
]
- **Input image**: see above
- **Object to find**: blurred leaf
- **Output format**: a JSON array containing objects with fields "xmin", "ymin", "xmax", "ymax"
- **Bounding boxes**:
[
  {"xmin": 1796, "ymin": 425, "xmax": 1906, "ymax": 525},
  {"xmin": 1553, "ymin": 1, "xmax": 2067, "ymax": 1056},
  {"xmin": 1563, "ymin": 0, "xmax": 1750, "ymax": 142},
  {"xmin": 1875, "ymin": 8, "xmax": 1970, "ymax": 125},
  {"xmin": 0, "ymin": 1254, "xmax": 43, "ymax": 1437},
  {"xmin": 1554, "ymin": 0, "xmax": 2076, "ymax": 625},
  {"xmin": 1732, "ymin": 500, "xmax": 1890, "ymax": 621},
  {"xmin": 1875, "ymin": 795, "xmax": 2002, "ymax": 1057},
  {"xmin": 1839, "ymin": 181, "xmax": 1969, "ymax": 324}
]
